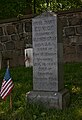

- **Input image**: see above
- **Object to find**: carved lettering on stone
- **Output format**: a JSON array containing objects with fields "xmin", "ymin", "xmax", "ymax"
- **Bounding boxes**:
[{"xmin": 32, "ymin": 14, "xmax": 58, "ymax": 91}]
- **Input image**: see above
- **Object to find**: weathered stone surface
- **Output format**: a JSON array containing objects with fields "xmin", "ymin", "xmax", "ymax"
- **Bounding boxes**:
[
  {"xmin": 11, "ymin": 35, "xmax": 19, "ymax": 41},
  {"xmin": 27, "ymin": 89, "xmax": 70, "ymax": 109},
  {"xmin": 0, "ymin": 27, "xmax": 3, "ymax": 36},
  {"xmin": 65, "ymin": 27, "xmax": 75, "ymax": 36},
  {"xmin": 15, "ymin": 41, "xmax": 24, "ymax": 50},
  {"xmin": 6, "ymin": 25, "xmax": 16, "ymax": 35},
  {"xmin": 0, "ymin": 36, "xmax": 9, "ymax": 43},
  {"xmin": 27, "ymin": 11, "xmax": 70, "ymax": 109},
  {"xmin": 64, "ymin": 53, "xmax": 77, "ymax": 63},
  {"xmin": 77, "ymin": 45, "xmax": 82, "ymax": 53},
  {"xmin": 6, "ymin": 41, "xmax": 15, "ymax": 50},
  {"xmin": 64, "ymin": 45, "xmax": 76, "ymax": 54},
  {"xmin": 0, "ymin": 43, "xmax": 3, "ymax": 51},
  {"xmin": 78, "ymin": 36, "xmax": 82, "ymax": 44},
  {"xmin": 18, "ymin": 55, "xmax": 24, "ymax": 66},
  {"xmin": 59, "ymin": 17, "xmax": 68, "ymax": 27},
  {"xmin": 25, "ymin": 35, "xmax": 32, "ymax": 44},
  {"xmin": 63, "ymin": 36, "xmax": 71, "ymax": 45},
  {"xmin": 68, "ymin": 17, "xmax": 81, "ymax": 26},
  {"xmin": 25, "ymin": 21, "xmax": 32, "ymax": 32},
  {"xmin": 2, "ymin": 50, "xmax": 24, "ymax": 67},
  {"xmin": 77, "ymin": 53, "xmax": 82, "ymax": 62},
  {"xmin": 69, "ymin": 36, "xmax": 78, "ymax": 45},
  {"xmin": 2, "ymin": 51, "xmax": 13, "ymax": 59},
  {"xmin": 1, "ymin": 10, "xmax": 82, "ymax": 68},
  {"xmin": 19, "ymin": 33, "xmax": 26, "ymax": 41},
  {"xmin": 32, "ymin": 12, "xmax": 63, "ymax": 92},
  {"xmin": 76, "ymin": 26, "xmax": 82, "ymax": 34},
  {"xmin": 16, "ymin": 23, "xmax": 23, "ymax": 33}
]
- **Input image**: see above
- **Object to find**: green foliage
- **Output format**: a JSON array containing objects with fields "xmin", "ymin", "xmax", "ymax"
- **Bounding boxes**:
[
  {"xmin": 0, "ymin": 63, "xmax": 82, "ymax": 120},
  {"xmin": 0, "ymin": 0, "xmax": 31, "ymax": 19},
  {"xmin": 0, "ymin": 0, "xmax": 82, "ymax": 19},
  {"xmin": 34, "ymin": 0, "xmax": 82, "ymax": 14}
]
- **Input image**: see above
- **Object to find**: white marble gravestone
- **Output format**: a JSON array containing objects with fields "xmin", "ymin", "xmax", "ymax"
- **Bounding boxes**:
[
  {"xmin": 26, "ymin": 11, "xmax": 70, "ymax": 109},
  {"xmin": 25, "ymin": 48, "xmax": 33, "ymax": 67}
]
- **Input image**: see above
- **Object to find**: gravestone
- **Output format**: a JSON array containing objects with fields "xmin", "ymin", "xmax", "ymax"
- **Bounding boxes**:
[
  {"xmin": 26, "ymin": 11, "xmax": 70, "ymax": 109},
  {"xmin": 24, "ymin": 48, "xmax": 33, "ymax": 67}
]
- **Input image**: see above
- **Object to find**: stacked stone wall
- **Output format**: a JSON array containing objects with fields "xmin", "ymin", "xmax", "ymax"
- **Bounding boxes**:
[
  {"xmin": 58, "ymin": 9, "xmax": 82, "ymax": 62},
  {"xmin": 0, "ymin": 15, "xmax": 32, "ymax": 68},
  {"xmin": 0, "ymin": 9, "xmax": 82, "ymax": 68}
]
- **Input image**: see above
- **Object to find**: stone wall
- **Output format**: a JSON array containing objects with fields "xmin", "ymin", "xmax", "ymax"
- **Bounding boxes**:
[
  {"xmin": 0, "ymin": 9, "xmax": 82, "ymax": 68},
  {"xmin": 0, "ymin": 15, "xmax": 32, "ymax": 68},
  {"xmin": 57, "ymin": 9, "xmax": 82, "ymax": 62}
]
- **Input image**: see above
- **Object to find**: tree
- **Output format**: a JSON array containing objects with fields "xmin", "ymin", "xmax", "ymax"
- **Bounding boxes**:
[
  {"xmin": 32, "ymin": 0, "xmax": 82, "ymax": 14},
  {"xmin": 0, "ymin": 0, "xmax": 82, "ymax": 19}
]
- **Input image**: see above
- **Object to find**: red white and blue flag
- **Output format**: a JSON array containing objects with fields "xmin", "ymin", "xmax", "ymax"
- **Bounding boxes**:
[{"xmin": 0, "ymin": 67, "xmax": 14, "ymax": 100}]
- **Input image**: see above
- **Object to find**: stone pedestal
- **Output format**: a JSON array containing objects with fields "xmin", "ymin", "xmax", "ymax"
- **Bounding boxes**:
[
  {"xmin": 26, "ymin": 89, "xmax": 70, "ymax": 109},
  {"xmin": 26, "ymin": 11, "xmax": 70, "ymax": 109}
]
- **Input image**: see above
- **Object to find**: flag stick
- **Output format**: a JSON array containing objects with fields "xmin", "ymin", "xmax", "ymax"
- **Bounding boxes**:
[
  {"xmin": 7, "ymin": 60, "xmax": 9, "ymax": 69},
  {"xmin": 10, "ymin": 93, "xmax": 12, "ymax": 110},
  {"xmin": 7, "ymin": 60, "xmax": 12, "ymax": 110}
]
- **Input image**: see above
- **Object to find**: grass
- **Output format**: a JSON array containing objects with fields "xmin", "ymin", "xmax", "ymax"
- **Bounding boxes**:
[{"xmin": 0, "ymin": 63, "xmax": 82, "ymax": 120}]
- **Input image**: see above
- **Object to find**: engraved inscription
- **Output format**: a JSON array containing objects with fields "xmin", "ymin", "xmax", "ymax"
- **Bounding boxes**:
[{"xmin": 33, "ymin": 15, "xmax": 58, "ymax": 91}]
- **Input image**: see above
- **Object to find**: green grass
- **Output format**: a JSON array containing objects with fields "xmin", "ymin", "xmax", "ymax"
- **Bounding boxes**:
[{"xmin": 0, "ymin": 63, "xmax": 82, "ymax": 120}]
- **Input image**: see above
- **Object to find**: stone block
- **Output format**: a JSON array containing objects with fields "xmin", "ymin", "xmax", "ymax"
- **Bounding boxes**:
[
  {"xmin": 68, "ymin": 17, "xmax": 81, "ymax": 26},
  {"xmin": 16, "ymin": 23, "xmax": 23, "ymax": 33},
  {"xmin": 2, "ymin": 51, "xmax": 13, "ymax": 59},
  {"xmin": 2, "ymin": 51, "xmax": 13, "ymax": 67},
  {"xmin": 76, "ymin": 26, "xmax": 82, "ymax": 34},
  {"xmin": 63, "ymin": 36, "xmax": 71, "ymax": 45},
  {"xmin": 15, "ymin": 41, "xmax": 24, "ymax": 50},
  {"xmin": 6, "ymin": 41, "xmax": 15, "ymax": 50},
  {"xmin": 24, "ymin": 36, "xmax": 32, "ymax": 45},
  {"xmin": 77, "ymin": 53, "xmax": 82, "ymax": 62},
  {"xmin": 26, "ymin": 89, "xmax": 70, "ymax": 109},
  {"xmin": 0, "ymin": 36, "xmax": 9, "ymax": 43},
  {"xmin": 69, "ymin": 36, "xmax": 78, "ymax": 45},
  {"xmin": 0, "ymin": 27, "xmax": 3, "ymax": 36},
  {"xmin": 77, "ymin": 45, "xmax": 82, "ymax": 53},
  {"xmin": 18, "ymin": 55, "xmax": 24, "ymax": 66},
  {"xmin": 63, "ymin": 45, "xmax": 76, "ymax": 55},
  {"xmin": 0, "ymin": 43, "xmax": 3, "ymax": 51},
  {"xmin": 78, "ymin": 36, "xmax": 82, "ymax": 44},
  {"xmin": 11, "ymin": 35, "xmax": 19, "ymax": 41},
  {"xmin": 64, "ymin": 53, "xmax": 77, "ymax": 62},
  {"xmin": 19, "ymin": 33, "xmax": 27, "ymax": 41},
  {"xmin": 65, "ymin": 27, "xmax": 75, "ymax": 36},
  {"xmin": 6, "ymin": 25, "xmax": 16, "ymax": 35},
  {"xmin": 59, "ymin": 16, "xmax": 68, "ymax": 27},
  {"xmin": 25, "ymin": 21, "xmax": 32, "ymax": 32}
]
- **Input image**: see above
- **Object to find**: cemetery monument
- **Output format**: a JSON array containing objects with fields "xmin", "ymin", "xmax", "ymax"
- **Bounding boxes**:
[{"xmin": 26, "ymin": 11, "xmax": 70, "ymax": 109}]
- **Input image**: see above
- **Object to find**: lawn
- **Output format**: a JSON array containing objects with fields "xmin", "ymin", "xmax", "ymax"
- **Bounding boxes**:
[{"xmin": 0, "ymin": 63, "xmax": 82, "ymax": 120}]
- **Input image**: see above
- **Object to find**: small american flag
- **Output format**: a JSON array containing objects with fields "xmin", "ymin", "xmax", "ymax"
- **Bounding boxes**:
[{"xmin": 0, "ymin": 67, "xmax": 14, "ymax": 100}]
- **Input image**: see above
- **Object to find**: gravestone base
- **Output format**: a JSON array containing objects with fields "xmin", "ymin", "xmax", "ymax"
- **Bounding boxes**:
[{"xmin": 26, "ymin": 89, "xmax": 70, "ymax": 109}]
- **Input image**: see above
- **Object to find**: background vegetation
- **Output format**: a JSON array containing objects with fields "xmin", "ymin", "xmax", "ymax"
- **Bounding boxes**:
[
  {"xmin": 0, "ymin": 0, "xmax": 82, "ymax": 19},
  {"xmin": 0, "ymin": 63, "xmax": 82, "ymax": 120}
]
